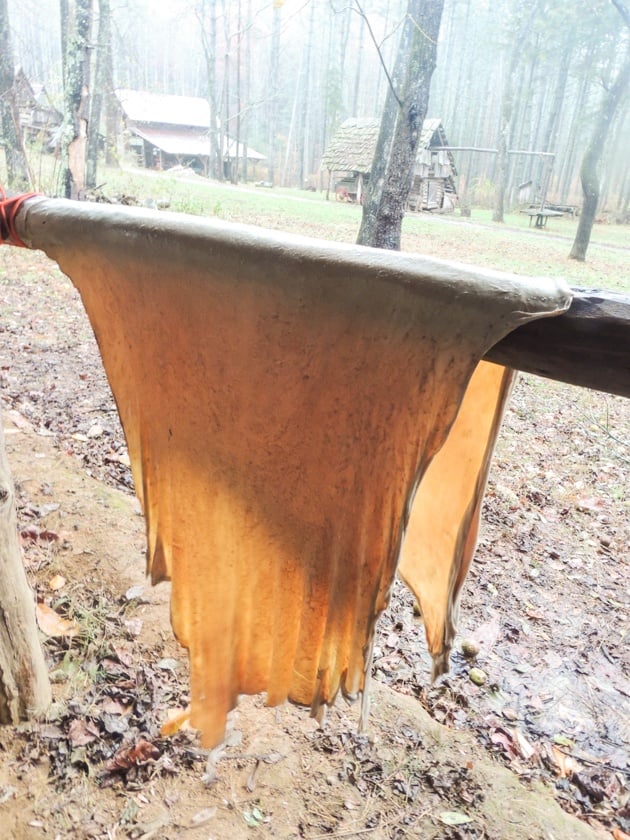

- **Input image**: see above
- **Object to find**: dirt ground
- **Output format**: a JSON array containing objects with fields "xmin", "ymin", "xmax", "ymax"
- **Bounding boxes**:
[{"xmin": 0, "ymin": 244, "xmax": 628, "ymax": 839}]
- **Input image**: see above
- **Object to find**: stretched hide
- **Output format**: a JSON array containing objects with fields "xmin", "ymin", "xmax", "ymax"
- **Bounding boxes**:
[
  {"xmin": 399, "ymin": 361, "xmax": 515, "ymax": 676},
  {"xmin": 16, "ymin": 199, "xmax": 571, "ymax": 747}
]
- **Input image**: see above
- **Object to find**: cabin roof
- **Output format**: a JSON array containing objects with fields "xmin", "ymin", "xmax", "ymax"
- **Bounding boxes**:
[
  {"xmin": 116, "ymin": 88, "xmax": 211, "ymax": 129},
  {"xmin": 321, "ymin": 117, "xmax": 448, "ymax": 172}
]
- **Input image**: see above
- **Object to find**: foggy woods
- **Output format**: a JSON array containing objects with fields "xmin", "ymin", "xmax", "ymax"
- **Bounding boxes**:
[{"xmin": 2, "ymin": 0, "xmax": 628, "ymax": 217}]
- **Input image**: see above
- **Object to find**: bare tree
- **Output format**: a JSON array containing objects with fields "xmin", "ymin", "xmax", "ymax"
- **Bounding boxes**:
[
  {"xmin": 357, "ymin": 0, "xmax": 445, "ymax": 249},
  {"xmin": 60, "ymin": 0, "xmax": 93, "ymax": 198},
  {"xmin": 492, "ymin": 2, "xmax": 542, "ymax": 222},
  {"xmin": 197, "ymin": 0, "xmax": 224, "ymax": 180},
  {"xmin": 0, "ymin": 0, "xmax": 31, "ymax": 190},
  {"xmin": 569, "ymin": 15, "xmax": 630, "ymax": 259},
  {"xmin": 86, "ymin": 0, "xmax": 111, "ymax": 189}
]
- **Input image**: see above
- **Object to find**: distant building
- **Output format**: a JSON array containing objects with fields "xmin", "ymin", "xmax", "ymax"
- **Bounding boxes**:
[
  {"xmin": 13, "ymin": 68, "xmax": 62, "ymax": 145},
  {"xmin": 321, "ymin": 117, "xmax": 458, "ymax": 212},
  {"xmin": 115, "ymin": 89, "xmax": 266, "ymax": 178}
]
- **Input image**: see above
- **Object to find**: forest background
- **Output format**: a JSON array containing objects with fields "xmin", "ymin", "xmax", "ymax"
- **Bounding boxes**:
[{"xmin": 3, "ymin": 0, "xmax": 629, "ymax": 219}]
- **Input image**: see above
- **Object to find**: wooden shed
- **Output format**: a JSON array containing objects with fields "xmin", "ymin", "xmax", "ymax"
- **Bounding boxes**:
[
  {"xmin": 115, "ymin": 89, "xmax": 266, "ymax": 179},
  {"xmin": 13, "ymin": 68, "xmax": 62, "ymax": 145},
  {"xmin": 321, "ymin": 117, "xmax": 458, "ymax": 211}
]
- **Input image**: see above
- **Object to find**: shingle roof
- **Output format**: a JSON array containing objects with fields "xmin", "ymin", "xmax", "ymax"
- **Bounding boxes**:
[{"xmin": 321, "ymin": 117, "xmax": 445, "ymax": 173}]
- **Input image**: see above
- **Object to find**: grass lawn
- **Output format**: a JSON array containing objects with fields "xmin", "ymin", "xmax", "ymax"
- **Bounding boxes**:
[
  {"xmin": 3, "ymin": 153, "xmax": 628, "ymax": 291},
  {"xmin": 96, "ymin": 166, "xmax": 630, "ymax": 293}
]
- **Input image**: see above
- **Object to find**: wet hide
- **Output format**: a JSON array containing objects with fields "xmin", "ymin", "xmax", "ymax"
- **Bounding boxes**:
[{"xmin": 17, "ymin": 200, "xmax": 571, "ymax": 746}]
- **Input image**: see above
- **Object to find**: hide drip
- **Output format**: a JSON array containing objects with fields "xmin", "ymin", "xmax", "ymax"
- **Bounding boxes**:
[{"xmin": 11, "ymin": 198, "xmax": 571, "ymax": 747}]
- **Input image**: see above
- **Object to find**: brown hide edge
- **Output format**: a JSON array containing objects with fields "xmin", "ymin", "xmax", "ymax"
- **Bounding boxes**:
[
  {"xmin": 399, "ymin": 362, "xmax": 515, "ymax": 675},
  {"xmin": 16, "ymin": 200, "xmax": 571, "ymax": 747}
]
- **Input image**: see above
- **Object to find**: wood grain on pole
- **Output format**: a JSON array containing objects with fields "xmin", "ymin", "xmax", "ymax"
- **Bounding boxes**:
[{"xmin": 484, "ymin": 289, "xmax": 630, "ymax": 398}]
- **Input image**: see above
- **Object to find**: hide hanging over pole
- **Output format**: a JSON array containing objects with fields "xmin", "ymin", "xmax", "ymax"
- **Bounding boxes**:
[{"xmin": 13, "ymin": 199, "xmax": 571, "ymax": 747}]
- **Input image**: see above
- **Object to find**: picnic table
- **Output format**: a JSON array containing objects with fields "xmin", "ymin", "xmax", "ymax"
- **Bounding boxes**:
[{"xmin": 521, "ymin": 207, "xmax": 565, "ymax": 228}]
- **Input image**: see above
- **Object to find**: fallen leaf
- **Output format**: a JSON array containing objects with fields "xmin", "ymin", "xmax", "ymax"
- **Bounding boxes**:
[
  {"xmin": 103, "ymin": 739, "xmax": 160, "ymax": 774},
  {"xmin": 100, "ymin": 697, "xmax": 132, "ymax": 716},
  {"xmin": 36, "ymin": 603, "xmax": 80, "ymax": 637},
  {"xmin": 21, "ymin": 527, "xmax": 59, "ymax": 543},
  {"xmin": 20, "ymin": 526, "xmax": 40, "ymax": 543},
  {"xmin": 102, "ymin": 713, "xmax": 130, "ymax": 735},
  {"xmin": 514, "ymin": 729, "xmax": 536, "ymax": 760},
  {"xmin": 490, "ymin": 727, "xmax": 517, "ymax": 757},
  {"xmin": 553, "ymin": 733, "xmax": 575, "ymax": 748},
  {"xmin": 439, "ymin": 811, "xmax": 473, "ymax": 826},
  {"xmin": 190, "ymin": 807, "xmax": 216, "ymax": 826},
  {"xmin": 112, "ymin": 643, "xmax": 135, "ymax": 666},
  {"xmin": 243, "ymin": 806, "xmax": 264, "ymax": 827},
  {"xmin": 68, "ymin": 718, "xmax": 100, "ymax": 746},
  {"xmin": 48, "ymin": 574, "xmax": 66, "ymax": 591},
  {"xmin": 549, "ymin": 746, "xmax": 580, "ymax": 778},
  {"xmin": 157, "ymin": 657, "xmax": 182, "ymax": 672}
]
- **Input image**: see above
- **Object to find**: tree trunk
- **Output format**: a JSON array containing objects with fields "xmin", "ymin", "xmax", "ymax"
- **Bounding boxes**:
[
  {"xmin": 492, "ymin": 3, "xmax": 541, "ymax": 222},
  {"xmin": 60, "ymin": 0, "xmax": 93, "ymax": 199},
  {"xmin": 557, "ymin": 69, "xmax": 590, "ymax": 202},
  {"xmin": 86, "ymin": 0, "xmax": 111, "ymax": 189},
  {"xmin": 569, "ymin": 43, "xmax": 630, "ymax": 261},
  {"xmin": 0, "ymin": 0, "xmax": 32, "ymax": 191},
  {"xmin": 60, "ymin": 0, "xmax": 70, "ymax": 88},
  {"xmin": 267, "ymin": 3, "xmax": 281, "ymax": 184},
  {"xmin": 198, "ymin": 0, "xmax": 223, "ymax": 181},
  {"xmin": 0, "ymin": 412, "xmax": 51, "ymax": 724},
  {"xmin": 356, "ymin": 0, "xmax": 445, "ymax": 250},
  {"xmin": 232, "ymin": 0, "xmax": 242, "ymax": 185}
]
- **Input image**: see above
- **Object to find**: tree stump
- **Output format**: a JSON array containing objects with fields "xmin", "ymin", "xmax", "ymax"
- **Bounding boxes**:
[{"xmin": 0, "ymin": 411, "xmax": 51, "ymax": 723}]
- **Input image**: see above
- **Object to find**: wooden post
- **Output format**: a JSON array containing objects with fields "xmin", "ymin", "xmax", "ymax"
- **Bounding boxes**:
[{"xmin": 0, "ymin": 411, "xmax": 51, "ymax": 723}]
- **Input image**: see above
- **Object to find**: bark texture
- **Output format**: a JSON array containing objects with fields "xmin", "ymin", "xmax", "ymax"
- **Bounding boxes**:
[
  {"xmin": 356, "ymin": 0, "xmax": 445, "ymax": 250},
  {"xmin": 60, "ymin": 0, "xmax": 92, "ymax": 199},
  {"xmin": 569, "ymin": 43, "xmax": 630, "ymax": 261},
  {"xmin": 0, "ymin": 412, "xmax": 51, "ymax": 724},
  {"xmin": 0, "ymin": 0, "xmax": 31, "ymax": 190},
  {"xmin": 86, "ymin": 0, "xmax": 111, "ymax": 189}
]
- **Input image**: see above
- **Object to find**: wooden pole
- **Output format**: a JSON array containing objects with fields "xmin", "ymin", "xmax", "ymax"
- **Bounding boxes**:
[
  {"xmin": 0, "ymin": 412, "xmax": 51, "ymax": 723},
  {"xmin": 484, "ymin": 289, "xmax": 630, "ymax": 398},
  {"xmin": 3, "ymin": 197, "xmax": 629, "ymax": 399}
]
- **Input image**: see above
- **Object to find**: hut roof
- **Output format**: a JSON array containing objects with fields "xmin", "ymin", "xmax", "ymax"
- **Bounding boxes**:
[{"xmin": 321, "ymin": 117, "xmax": 447, "ymax": 173}]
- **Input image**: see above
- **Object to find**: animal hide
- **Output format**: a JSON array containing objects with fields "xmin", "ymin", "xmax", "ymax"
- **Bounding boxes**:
[{"xmin": 16, "ymin": 199, "xmax": 571, "ymax": 747}]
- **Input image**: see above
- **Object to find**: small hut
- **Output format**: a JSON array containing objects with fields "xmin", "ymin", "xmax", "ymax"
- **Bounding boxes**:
[
  {"xmin": 321, "ymin": 117, "xmax": 458, "ymax": 211},
  {"xmin": 13, "ymin": 68, "xmax": 62, "ymax": 145}
]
